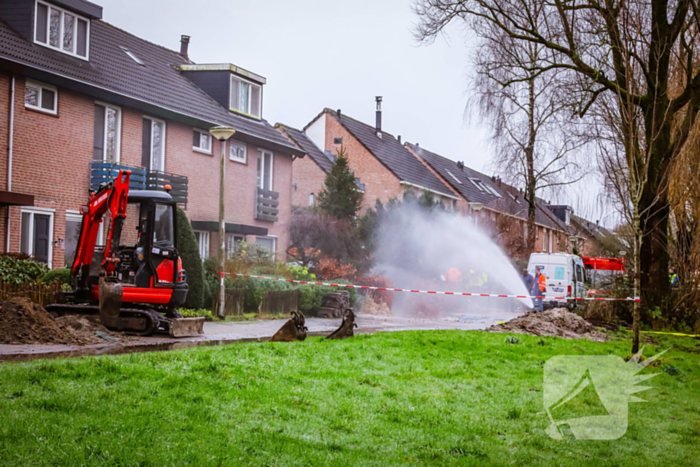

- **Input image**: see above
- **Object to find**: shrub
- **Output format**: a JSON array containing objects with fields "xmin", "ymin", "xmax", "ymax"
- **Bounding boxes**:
[
  {"xmin": 202, "ymin": 257, "xmax": 221, "ymax": 309},
  {"xmin": 355, "ymin": 275, "xmax": 393, "ymax": 309},
  {"xmin": 40, "ymin": 268, "xmax": 71, "ymax": 285},
  {"xmin": 176, "ymin": 208, "xmax": 204, "ymax": 309},
  {"xmin": 178, "ymin": 308, "xmax": 216, "ymax": 321},
  {"xmin": 0, "ymin": 254, "xmax": 50, "ymax": 284},
  {"xmin": 504, "ymin": 336, "xmax": 521, "ymax": 345}
]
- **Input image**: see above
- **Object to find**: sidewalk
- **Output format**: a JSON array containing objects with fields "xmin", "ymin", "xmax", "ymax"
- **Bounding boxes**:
[{"xmin": 0, "ymin": 308, "xmax": 522, "ymax": 362}]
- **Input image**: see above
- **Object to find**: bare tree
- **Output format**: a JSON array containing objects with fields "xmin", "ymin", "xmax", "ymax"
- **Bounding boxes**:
[
  {"xmin": 468, "ymin": 2, "xmax": 585, "ymax": 252},
  {"xmin": 414, "ymin": 0, "xmax": 700, "ymax": 338}
]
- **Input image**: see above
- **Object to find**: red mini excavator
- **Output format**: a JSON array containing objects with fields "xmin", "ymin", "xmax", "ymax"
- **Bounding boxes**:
[{"xmin": 47, "ymin": 170, "xmax": 204, "ymax": 337}]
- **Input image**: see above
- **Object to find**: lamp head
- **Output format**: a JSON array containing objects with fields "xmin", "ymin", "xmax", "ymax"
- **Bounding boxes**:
[{"xmin": 209, "ymin": 126, "xmax": 236, "ymax": 141}]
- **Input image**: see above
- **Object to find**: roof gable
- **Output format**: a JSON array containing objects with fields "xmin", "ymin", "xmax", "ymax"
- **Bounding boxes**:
[
  {"xmin": 276, "ymin": 124, "xmax": 333, "ymax": 173},
  {"xmin": 329, "ymin": 110, "xmax": 455, "ymax": 198}
]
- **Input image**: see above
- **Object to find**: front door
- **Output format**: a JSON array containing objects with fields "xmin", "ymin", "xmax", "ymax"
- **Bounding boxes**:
[{"xmin": 33, "ymin": 214, "xmax": 50, "ymax": 264}]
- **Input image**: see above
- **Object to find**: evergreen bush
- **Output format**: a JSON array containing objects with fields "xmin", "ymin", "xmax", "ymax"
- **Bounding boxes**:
[{"xmin": 176, "ymin": 208, "xmax": 204, "ymax": 309}]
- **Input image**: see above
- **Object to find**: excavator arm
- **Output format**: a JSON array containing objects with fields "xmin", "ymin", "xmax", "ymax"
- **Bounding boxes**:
[{"xmin": 71, "ymin": 169, "xmax": 131, "ymax": 294}]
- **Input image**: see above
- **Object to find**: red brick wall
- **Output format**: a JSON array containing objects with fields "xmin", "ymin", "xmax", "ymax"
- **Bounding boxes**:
[
  {"xmin": 289, "ymin": 148, "xmax": 327, "ymax": 207},
  {"xmin": 324, "ymin": 113, "xmax": 403, "ymax": 211},
  {"xmin": 1, "ymin": 75, "xmax": 292, "ymax": 267}
]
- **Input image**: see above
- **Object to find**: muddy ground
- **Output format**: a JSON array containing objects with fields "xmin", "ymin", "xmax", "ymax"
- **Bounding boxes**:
[
  {"xmin": 0, "ymin": 298, "xmax": 134, "ymax": 346},
  {"xmin": 487, "ymin": 307, "xmax": 609, "ymax": 342}
]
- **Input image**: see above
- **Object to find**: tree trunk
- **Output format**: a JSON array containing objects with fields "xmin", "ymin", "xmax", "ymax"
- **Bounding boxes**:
[{"xmin": 525, "ymin": 74, "xmax": 537, "ymax": 253}]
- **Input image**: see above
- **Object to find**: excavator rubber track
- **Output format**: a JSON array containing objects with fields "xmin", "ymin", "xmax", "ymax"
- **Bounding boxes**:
[{"xmin": 45, "ymin": 304, "xmax": 204, "ymax": 337}]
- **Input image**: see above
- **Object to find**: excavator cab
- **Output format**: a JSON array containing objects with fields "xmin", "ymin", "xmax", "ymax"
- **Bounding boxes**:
[{"xmin": 49, "ymin": 171, "xmax": 203, "ymax": 337}]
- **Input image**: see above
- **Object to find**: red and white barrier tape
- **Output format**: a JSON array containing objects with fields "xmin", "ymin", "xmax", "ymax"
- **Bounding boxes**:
[{"xmin": 219, "ymin": 272, "xmax": 641, "ymax": 302}]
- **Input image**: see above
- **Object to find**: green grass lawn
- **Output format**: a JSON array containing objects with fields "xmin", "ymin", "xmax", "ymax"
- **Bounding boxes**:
[{"xmin": 0, "ymin": 330, "xmax": 698, "ymax": 466}]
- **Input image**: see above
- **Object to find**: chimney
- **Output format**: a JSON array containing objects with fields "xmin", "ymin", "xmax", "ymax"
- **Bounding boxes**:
[
  {"xmin": 375, "ymin": 96, "xmax": 383, "ymax": 137},
  {"xmin": 336, "ymin": 109, "xmax": 342, "ymax": 119},
  {"xmin": 497, "ymin": 177, "xmax": 502, "ymax": 187},
  {"xmin": 397, "ymin": 135, "xmax": 401, "ymax": 144},
  {"xmin": 179, "ymin": 35, "xmax": 190, "ymax": 60}
]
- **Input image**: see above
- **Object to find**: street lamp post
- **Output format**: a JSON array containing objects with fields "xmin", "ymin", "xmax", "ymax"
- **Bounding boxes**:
[{"xmin": 209, "ymin": 126, "xmax": 236, "ymax": 318}]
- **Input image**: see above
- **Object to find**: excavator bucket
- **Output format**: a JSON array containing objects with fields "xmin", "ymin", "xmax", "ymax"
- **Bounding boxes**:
[
  {"xmin": 270, "ymin": 311, "xmax": 308, "ymax": 342},
  {"xmin": 326, "ymin": 309, "xmax": 358, "ymax": 340},
  {"xmin": 169, "ymin": 317, "xmax": 205, "ymax": 337},
  {"xmin": 99, "ymin": 277, "xmax": 123, "ymax": 320}
]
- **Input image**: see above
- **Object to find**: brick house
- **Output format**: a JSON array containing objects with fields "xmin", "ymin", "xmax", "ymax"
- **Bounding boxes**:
[
  {"xmin": 301, "ymin": 105, "xmax": 461, "ymax": 211},
  {"xmin": 407, "ymin": 142, "xmax": 569, "ymax": 258},
  {"xmin": 275, "ymin": 124, "xmax": 333, "ymax": 207},
  {"xmin": 0, "ymin": 0, "xmax": 302, "ymax": 269}
]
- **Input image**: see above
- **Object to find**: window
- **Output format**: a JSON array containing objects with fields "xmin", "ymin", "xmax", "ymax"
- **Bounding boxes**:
[
  {"xmin": 120, "ymin": 47, "xmax": 145, "ymax": 66},
  {"xmin": 192, "ymin": 129, "xmax": 212, "ymax": 154},
  {"xmin": 508, "ymin": 192, "xmax": 521, "ymax": 204},
  {"xmin": 257, "ymin": 150, "xmax": 274, "ymax": 190},
  {"xmin": 229, "ymin": 140, "xmax": 247, "ymax": 163},
  {"xmin": 142, "ymin": 117, "xmax": 166, "ymax": 171},
  {"xmin": 565, "ymin": 210, "xmax": 571, "ymax": 226},
  {"xmin": 34, "ymin": 1, "xmax": 89, "ymax": 59},
  {"xmin": 469, "ymin": 178, "xmax": 487, "ymax": 192},
  {"xmin": 93, "ymin": 102, "xmax": 121, "ymax": 162},
  {"xmin": 229, "ymin": 75, "xmax": 261, "ymax": 118},
  {"xmin": 64, "ymin": 211, "xmax": 82, "ymax": 267},
  {"xmin": 226, "ymin": 234, "xmax": 244, "ymax": 257},
  {"xmin": 446, "ymin": 170, "xmax": 463, "ymax": 185},
  {"xmin": 256, "ymin": 236, "xmax": 276, "ymax": 255},
  {"xmin": 21, "ymin": 208, "xmax": 54, "ymax": 267},
  {"xmin": 194, "ymin": 231, "xmax": 209, "ymax": 260},
  {"xmin": 25, "ymin": 80, "xmax": 57, "ymax": 114},
  {"xmin": 153, "ymin": 204, "xmax": 174, "ymax": 247},
  {"xmin": 549, "ymin": 230, "xmax": 554, "ymax": 252},
  {"xmin": 308, "ymin": 193, "xmax": 314, "ymax": 206},
  {"xmin": 543, "ymin": 229, "xmax": 548, "ymax": 252}
]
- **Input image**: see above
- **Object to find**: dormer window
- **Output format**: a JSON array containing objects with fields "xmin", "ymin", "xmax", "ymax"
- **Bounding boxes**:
[
  {"xmin": 34, "ymin": 1, "xmax": 90, "ymax": 59},
  {"xmin": 230, "ymin": 75, "xmax": 261, "ymax": 118}
]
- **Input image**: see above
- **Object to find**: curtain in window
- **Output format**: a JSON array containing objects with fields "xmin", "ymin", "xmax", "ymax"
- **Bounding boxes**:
[
  {"xmin": 25, "ymin": 85, "xmax": 39, "ymax": 107},
  {"xmin": 49, "ymin": 8, "xmax": 61, "ymax": 47},
  {"xmin": 239, "ymin": 82, "xmax": 250, "ymax": 114},
  {"xmin": 151, "ymin": 120, "xmax": 164, "ymax": 171},
  {"xmin": 63, "ymin": 14, "xmax": 74, "ymax": 51},
  {"xmin": 105, "ymin": 107, "xmax": 118, "ymax": 162}
]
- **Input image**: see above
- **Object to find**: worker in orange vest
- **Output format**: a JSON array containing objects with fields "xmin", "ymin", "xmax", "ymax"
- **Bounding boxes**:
[
  {"xmin": 532, "ymin": 267, "xmax": 547, "ymax": 311},
  {"xmin": 445, "ymin": 267, "xmax": 462, "ymax": 282}
]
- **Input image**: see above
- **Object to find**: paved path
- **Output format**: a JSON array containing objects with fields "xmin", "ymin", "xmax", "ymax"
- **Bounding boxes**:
[{"xmin": 0, "ymin": 308, "xmax": 523, "ymax": 362}]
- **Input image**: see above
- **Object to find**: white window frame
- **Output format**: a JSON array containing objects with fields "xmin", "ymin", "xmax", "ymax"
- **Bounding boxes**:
[
  {"xmin": 446, "ymin": 169, "xmax": 463, "ymax": 185},
  {"xmin": 549, "ymin": 230, "xmax": 554, "ymax": 252},
  {"xmin": 229, "ymin": 75, "xmax": 262, "ymax": 118},
  {"xmin": 257, "ymin": 150, "xmax": 274, "ymax": 190},
  {"xmin": 229, "ymin": 140, "xmax": 247, "ymax": 164},
  {"xmin": 20, "ymin": 207, "xmax": 55, "ymax": 268},
  {"xmin": 194, "ymin": 230, "xmax": 210, "ymax": 260},
  {"xmin": 308, "ymin": 193, "xmax": 314, "ymax": 206},
  {"xmin": 120, "ymin": 47, "xmax": 145, "ymax": 66},
  {"xmin": 33, "ymin": 0, "xmax": 90, "ymax": 60},
  {"xmin": 144, "ymin": 116, "xmax": 166, "ymax": 171},
  {"xmin": 25, "ymin": 79, "xmax": 58, "ymax": 115},
  {"xmin": 192, "ymin": 128, "xmax": 212, "ymax": 155},
  {"xmin": 469, "ymin": 178, "xmax": 486, "ymax": 192},
  {"xmin": 543, "ymin": 229, "xmax": 548, "ymax": 252},
  {"xmin": 95, "ymin": 101, "xmax": 122, "ymax": 163},
  {"xmin": 226, "ymin": 233, "xmax": 245, "ymax": 258},
  {"xmin": 64, "ymin": 211, "xmax": 83, "ymax": 267},
  {"xmin": 255, "ymin": 235, "xmax": 277, "ymax": 259}
]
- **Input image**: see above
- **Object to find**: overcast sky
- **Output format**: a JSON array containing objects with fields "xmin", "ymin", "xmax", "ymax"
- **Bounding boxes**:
[
  {"xmin": 98, "ymin": 0, "xmax": 610, "ymax": 225},
  {"xmin": 98, "ymin": 0, "xmax": 490, "ymax": 170}
]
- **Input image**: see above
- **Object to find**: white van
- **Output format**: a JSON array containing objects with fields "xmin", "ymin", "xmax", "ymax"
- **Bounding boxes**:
[{"xmin": 527, "ymin": 253, "xmax": 586, "ymax": 309}]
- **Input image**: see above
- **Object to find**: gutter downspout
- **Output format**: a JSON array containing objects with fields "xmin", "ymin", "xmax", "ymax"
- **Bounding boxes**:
[{"xmin": 6, "ymin": 75, "xmax": 14, "ymax": 252}]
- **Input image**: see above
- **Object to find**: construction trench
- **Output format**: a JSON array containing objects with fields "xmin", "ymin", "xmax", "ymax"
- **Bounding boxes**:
[{"xmin": 0, "ymin": 291, "xmax": 613, "ymax": 363}]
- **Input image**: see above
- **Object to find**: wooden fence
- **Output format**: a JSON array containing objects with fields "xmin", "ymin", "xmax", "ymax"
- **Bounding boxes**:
[
  {"xmin": 213, "ymin": 289, "xmax": 246, "ymax": 318},
  {"xmin": 0, "ymin": 281, "xmax": 64, "ymax": 307},
  {"xmin": 260, "ymin": 289, "xmax": 298, "ymax": 315}
]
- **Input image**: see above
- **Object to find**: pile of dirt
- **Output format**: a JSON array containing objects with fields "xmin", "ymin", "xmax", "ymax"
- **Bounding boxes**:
[
  {"xmin": 359, "ymin": 297, "xmax": 392, "ymax": 316},
  {"xmin": 0, "ymin": 298, "xmax": 128, "ymax": 346},
  {"xmin": 487, "ymin": 308, "xmax": 609, "ymax": 342},
  {"xmin": 54, "ymin": 315, "xmax": 127, "ymax": 345},
  {"xmin": 0, "ymin": 298, "xmax": 85, "ymax": 345}
]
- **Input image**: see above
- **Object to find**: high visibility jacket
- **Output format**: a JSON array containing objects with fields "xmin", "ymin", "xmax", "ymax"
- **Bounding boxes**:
[
  {"xmin": 533, "ymin": 273, "xmax": 546, "ymax": 293},
  {"xmin": 670, "ymin": 274, "xmax": 679, "ymax": 286},
  {"xmin": 446, "ymin": 268, "xmax": 462, "ymax": 282}
]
